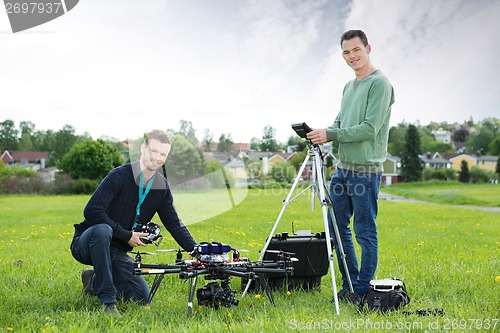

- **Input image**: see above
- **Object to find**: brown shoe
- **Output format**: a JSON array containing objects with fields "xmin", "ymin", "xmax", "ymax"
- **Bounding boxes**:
[{"xmin": 81, "ymin": 268, "xmax": 94, "ymax": 296}]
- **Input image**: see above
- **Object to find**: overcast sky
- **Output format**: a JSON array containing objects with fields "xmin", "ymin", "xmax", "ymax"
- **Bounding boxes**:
[{"xmin": 1, "ymin": 0, "xmax": 499, "ymax": 144}]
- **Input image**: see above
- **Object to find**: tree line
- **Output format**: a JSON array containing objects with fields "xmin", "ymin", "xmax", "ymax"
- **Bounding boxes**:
[{"xmin": 0, "ymin": 117, "xmax": 499, "ymax": 194}]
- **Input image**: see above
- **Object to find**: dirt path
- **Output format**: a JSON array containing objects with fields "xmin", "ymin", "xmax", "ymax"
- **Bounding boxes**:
[{"xmin": 378, "ymin": 192, "xmax": 500, "ymax": 213}]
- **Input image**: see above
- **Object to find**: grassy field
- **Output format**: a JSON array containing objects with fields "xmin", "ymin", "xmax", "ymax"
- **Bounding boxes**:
[
  {"xmin": 381, "ymin": 181, "xmax": 500, "ymax": 207},
  {"xmin": 0, "ymin": 184, "xmax": 499, "ymax": 332}
]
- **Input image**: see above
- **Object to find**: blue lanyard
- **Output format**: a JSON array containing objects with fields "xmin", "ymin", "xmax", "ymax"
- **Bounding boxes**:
[{"xmin": 136, "ymin": 171, "xmax": 155, "ymax": 217}]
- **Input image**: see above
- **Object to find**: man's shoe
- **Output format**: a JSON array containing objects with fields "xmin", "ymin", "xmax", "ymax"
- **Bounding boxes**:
[
  {"xmin": 103, "ymin": 303, "xmax": 122, "ymax": 317},
  {"xmin": 347, "ymin": 292, "xmax": 362, "ymax": 305},
  {"xmin": 336, "ymin": 289, "xmax": 351, "ymax": 301},
  {"xmin": 81, "ymin": 268, "xmax": 94, "ymax": 296},
  {"xmin": 332, "ymin": 290, "xmax": 362, "ymax": 305}
]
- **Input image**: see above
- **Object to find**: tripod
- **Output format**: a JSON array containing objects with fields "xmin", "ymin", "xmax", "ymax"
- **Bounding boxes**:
[{"xmin": 242, "ymin": 142, "xmax": 353, "ymax": 315}]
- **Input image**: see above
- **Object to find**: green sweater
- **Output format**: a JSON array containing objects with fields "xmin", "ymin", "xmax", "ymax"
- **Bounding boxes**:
[{"xmin": 326, "ymin": 69, "xmax": 394, "ymax": 173}]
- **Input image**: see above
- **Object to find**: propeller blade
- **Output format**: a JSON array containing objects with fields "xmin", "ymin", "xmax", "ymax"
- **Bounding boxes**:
[
  {"xmin": 264, "ymin": 249, "xmax": 296, "ymax": 256},
  {"xmin": 157, "ymin": 249, "xmax": 185, "ymax": 253},
  {"xmin": 232, "ymin": 248, "xmax": 249, "ymax": 252},
  {"xmin": 130, "ymin": 251, "xmax": 156, "ymax": 255}
]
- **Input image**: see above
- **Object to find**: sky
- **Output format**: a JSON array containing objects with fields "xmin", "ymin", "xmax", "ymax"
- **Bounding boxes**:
[{"xmin": 1, "ymin": 0, "xmax": 500, "ymax": 144}]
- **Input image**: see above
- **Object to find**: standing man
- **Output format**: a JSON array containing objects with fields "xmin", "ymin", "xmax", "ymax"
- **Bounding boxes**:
[
  {"xmin": 307, "ymin": 30, "xmax": 394, "ymax": 303},
  {"xmin": 71, "ymin": 129, "xmax": 197, "ymax": 316}
]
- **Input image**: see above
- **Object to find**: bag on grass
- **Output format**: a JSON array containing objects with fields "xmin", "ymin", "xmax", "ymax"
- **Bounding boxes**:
[{"xmin": 359, "ymin": 278, "xmax": 410, "ymax": 312}]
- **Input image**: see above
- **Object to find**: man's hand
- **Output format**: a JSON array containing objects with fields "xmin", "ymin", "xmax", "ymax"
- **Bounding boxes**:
[
  {"xmin": 306, "ymin": 129, "xmax": 327, "ymax": 145},
  {"xmin": 128, "ymin": 232, "xmax": 149, "ymax": 247}
]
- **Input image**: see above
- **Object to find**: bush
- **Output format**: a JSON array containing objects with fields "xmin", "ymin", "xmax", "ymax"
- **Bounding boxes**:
[
  {"xmin": 0, "ymin": 174, "xmax": 44, "ymax": 194},
  {"xmin": 468, "ymin": 166, "xmax": 496, "ymax": 183},
  {"xmin": 423, "ymin": 167, "xmax": 456, "ymax": 181},
  {"xmin": 74, "ymin": 178, "xmax": 99, "ymax": 194},
  {"xmin": 43, "ymin": 172, "xmax": 76, "ymax": 194},
  {"xmin": 0, "ymin": 164, "xmax": 43, "ymax": 194}
]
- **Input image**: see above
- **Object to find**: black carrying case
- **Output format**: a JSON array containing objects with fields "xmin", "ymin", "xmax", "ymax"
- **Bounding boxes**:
[{"xmin": 243, "ymin": 231, "xmax": 330, "ymax": 291}]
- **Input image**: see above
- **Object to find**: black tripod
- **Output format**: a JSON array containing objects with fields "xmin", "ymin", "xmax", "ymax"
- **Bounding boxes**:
[{"xmin": 242, "ymin": 141, "xmax": 353, "ymax": 315}]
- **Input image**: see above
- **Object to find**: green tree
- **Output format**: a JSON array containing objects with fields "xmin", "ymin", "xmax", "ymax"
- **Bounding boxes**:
[
  {"xmin": 18, "ymin": 121, "xmax": 35, "ymax": 151},
  {"xmin": 260, "ymin": 125, "xmax": 279, "ymax": 152},
  {"xmin": 57, "ymin": 138, "xmax": 123, "ymax": 180},
  {"xmin": 496, "ymin": 155, "xmax": 500, "ymax": 178},
  {"xmin": 52, "ymin": 125, "xmax": 82, "ymax": 162},
  {"xmin": 217, "ymin": 133, "xmax": 234, "ymax": 153},
  {"xmin": 178, "ymin": 120, "xmax": 198, "ymax": 146},
  {"xmin": 164, "ymin": 135, "xmax": 204, "ymax": 185},
  {"xmin": 286, "ymin": 135, "xmax": 307, "ymax": 152},
  {"xmin": 202, "ymin": 129, "xmax": 214, "ymax": 152},
  {"xmin": 488, "ymin": 136, "xmax": 500, "ymax": 156},
  {"xmin": 250, "ymin": 137, "xmax": 260, "ymax": 151},
  {"xmin": 387, "ymin": 123, "xmax": 407, "ymax": 156},
  {"xmin": 270, "ymin": 162, "xmax": 296, "ymax": 183},
  {"xmin": 466, "ymin": 126, "xmax": 495, "ymax": 155},
  {"xmin": 458, "ymin": 160, "xmax": 470, "ymax": 183},
  {"xmin": 31, "ymin": 129, "xmax": 57, "ymax": 166},
  {"xmin": 0, "ymin": 119, "xmax": 19, "ymax": 151},
  {"xmin": 400, "ymin": 124, "xmax": 423, "ymax": 182}
]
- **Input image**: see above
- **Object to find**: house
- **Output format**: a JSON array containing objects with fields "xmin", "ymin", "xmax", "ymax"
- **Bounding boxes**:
[
  {"xmin": 419, "ymin": 152, "xmax": 452, "ymax": 170},
  {"xmin": 447, "ymin": 153, "xmax": 498, "ymax": 173},
  {"xmin": 382, "ymin": 154, "xmax": 401, "ymax": 185},
  {"xmin": 1, "ymin": 150, "xmax": 49, "ymax": 171},
  {"xmin": 432, "ymin": 129, "xmax": 452, "ymax": 144},
  {"xmin": 225, "ymin": 156, "xmax": 248, "ymax": 181}
]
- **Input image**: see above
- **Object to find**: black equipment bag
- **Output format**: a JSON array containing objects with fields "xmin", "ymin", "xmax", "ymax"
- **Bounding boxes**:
[
  {"xmin": 242, "ymin": 231, "xmax": 329, "ymax": 291},
  {"xmin": 359, "ymin": 278, "xmax": 410, "ymax": 312}
]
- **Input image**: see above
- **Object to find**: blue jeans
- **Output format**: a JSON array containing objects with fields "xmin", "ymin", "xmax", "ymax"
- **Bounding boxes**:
[
  {"xmin": 70, "ymin": 224, "xmax": 150, "ymax": 305},
  {"xmin": 328, "ymin": 168, "xmax": 381, "ymax": 296}
]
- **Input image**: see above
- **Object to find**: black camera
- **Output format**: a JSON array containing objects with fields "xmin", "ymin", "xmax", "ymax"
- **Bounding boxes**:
[
  {"xmin": 196, "ymin": 281, "xmax": 239, "ymax": 309},
  {"xmin": 133, "ymin": 222, "xmax": 163, "ymax": 246}
]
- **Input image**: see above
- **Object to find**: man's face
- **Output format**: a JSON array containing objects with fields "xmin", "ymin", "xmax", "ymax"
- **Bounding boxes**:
[
  {"xmin": 341, "ymin": 37, "xmax": 371, "ymax": 71},
  {"xmin": 140, "ymin": 139, "xmax": 171, "ymax": 172}
]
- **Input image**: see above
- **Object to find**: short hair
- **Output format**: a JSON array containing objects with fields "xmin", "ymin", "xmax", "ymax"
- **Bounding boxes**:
[
  {"xmin": 144, "ymin": 129, "xmax": 170, "ymax": 145},
  {"xmin": 340, "ymin": 30, "xmax": 369, "ymax": 47}
]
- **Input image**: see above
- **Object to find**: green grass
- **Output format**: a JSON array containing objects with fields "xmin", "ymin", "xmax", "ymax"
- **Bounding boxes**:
[
  {"xmin": 381, "ymin": 181, "xmax": 500, "ymax": 207},
  {"xmin": 0, "ymin": 186, "xmax": 499, "ymax": 332}
]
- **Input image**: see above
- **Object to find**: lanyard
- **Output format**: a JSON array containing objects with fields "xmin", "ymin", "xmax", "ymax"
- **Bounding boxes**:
[{"xmin": 136, "ymin": 171, "xmax": 155, "ymax": 217}]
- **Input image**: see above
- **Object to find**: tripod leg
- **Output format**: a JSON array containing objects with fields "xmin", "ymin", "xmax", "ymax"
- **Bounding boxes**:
[
  {"xmin": 313, "ymin": 148, "xmax": 342, "ymax": 315},
  {"xmin": 327, "ymin": 204, "xmax": 354, "ymax": 294}
]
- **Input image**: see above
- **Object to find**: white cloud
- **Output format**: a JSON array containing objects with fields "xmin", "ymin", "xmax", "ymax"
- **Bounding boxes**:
[{"xmin": 1, "ymin": 0, "xmax": 499, "ymax": 144}]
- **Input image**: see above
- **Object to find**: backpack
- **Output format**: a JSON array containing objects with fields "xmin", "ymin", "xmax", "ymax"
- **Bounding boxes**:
[{"xmin": 359, "ymin": 278, "xmax": 410, "ymax": 312}]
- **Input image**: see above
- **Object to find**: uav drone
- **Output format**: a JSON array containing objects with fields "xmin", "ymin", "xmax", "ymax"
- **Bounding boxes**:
[{"xmin": 132, "ymin": 232, "xmax": 296, "ymax": 316}]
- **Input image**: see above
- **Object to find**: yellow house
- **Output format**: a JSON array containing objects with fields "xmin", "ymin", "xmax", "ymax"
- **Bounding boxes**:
[{"xmin": 448, "ymin": 153, "xmax": 498, "ymax": 173}]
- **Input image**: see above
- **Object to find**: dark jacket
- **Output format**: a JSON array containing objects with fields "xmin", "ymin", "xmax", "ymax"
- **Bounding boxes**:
[{"xmin": 73, "ymin": 161, "xmax": 196, "ymax": 252}]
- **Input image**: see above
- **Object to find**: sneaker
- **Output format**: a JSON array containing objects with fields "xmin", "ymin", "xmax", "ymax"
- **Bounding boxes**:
[
  {"xmin": 81, "ymin": 268, "xmax": 94, "ymax": 296},
  {"xmin": 103, "ymin": 303, "xmax": 122, "ymax": 317}
]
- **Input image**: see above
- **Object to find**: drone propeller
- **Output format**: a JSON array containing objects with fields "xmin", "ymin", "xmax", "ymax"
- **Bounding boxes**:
[
  {"xmin": 231, "ymin": 248, "xmax": 249, "ymax": 252},
  {"xmin": 157, "ymin": 249, "xmax": 182, "ymax": 253},
  {"xmin": 264, "ymin": 249, "xmax": 296, "ymax": 256},
  {"xmin": 130, "ymin": 251, "xmax": 157, "ymax": 256}
]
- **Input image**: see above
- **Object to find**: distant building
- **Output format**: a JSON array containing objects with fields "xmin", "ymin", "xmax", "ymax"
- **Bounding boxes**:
[
  {"xmin": 1, "ymin": 150, "xmax": 49, "ymax": 171},
  {"xmin": 447, "ymin": 153, "xmax": 498, "ymax": 173},
  {"xmin": 432, "ymin": 128, "xmax": 452, "ymax": 144}
]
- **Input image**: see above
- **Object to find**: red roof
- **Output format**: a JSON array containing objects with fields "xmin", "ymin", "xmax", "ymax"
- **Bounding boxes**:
[{"xmin": 2, "ymin": 150, "xmax": 49, "ymax": 163}]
